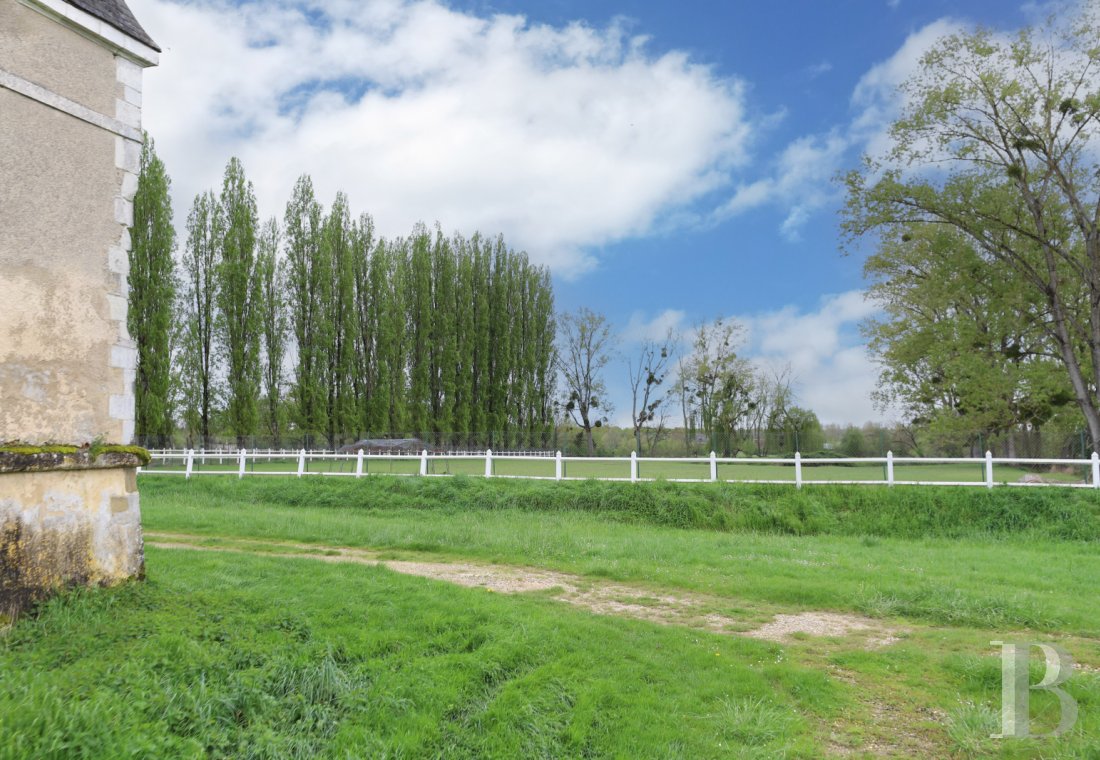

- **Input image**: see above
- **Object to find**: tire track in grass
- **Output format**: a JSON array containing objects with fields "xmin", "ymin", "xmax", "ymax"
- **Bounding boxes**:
[{"xmin": 144, "ymin": 531, "xmax": 902, "ymax": 646}]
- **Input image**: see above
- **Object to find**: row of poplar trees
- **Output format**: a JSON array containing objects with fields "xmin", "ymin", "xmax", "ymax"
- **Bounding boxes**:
[{"xmin": 129, "ymin": 137, "xmax": 557, "ymax": 448}]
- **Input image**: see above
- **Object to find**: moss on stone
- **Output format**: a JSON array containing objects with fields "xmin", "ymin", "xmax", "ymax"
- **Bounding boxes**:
[
  {"xmin": 93, "ymin": 445, "xmax": 152, "ymax": 466},
  {"xmin": 0, "ymin": 444, "xmax": 80, "ymax": 456},
  {"xmin": 0, "ymin": 442, "xmax": 151, "ymax": 469}
]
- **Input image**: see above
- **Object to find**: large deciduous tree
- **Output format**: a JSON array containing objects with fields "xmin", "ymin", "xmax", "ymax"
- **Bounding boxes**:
[
  {"xmin": 627, "ymin": 330, "xmax": 675, "ymax": 455},
  {"xmin": 843, "ymin": 11, "xmax": 1100, "ymax": 447},
  {"xmin": 677, "ymin": 319, "xmax": 758, "ymax": 457},
  {"xmin": 129, "ymin": 134, "xmax": 176, "ymax": 447},
  {"xmin": 557, "ymin": 308, "xmax": 615, "ymax": 456},
  {"xmin": 863, "ymin": 223, "xmax": 1073, "ymax": 452}
]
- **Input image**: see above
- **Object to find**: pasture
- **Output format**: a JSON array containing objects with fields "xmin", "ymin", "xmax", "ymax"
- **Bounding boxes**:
[{"xmin": 2, "ymin": 476, "xmax": 1099, "ymax": 758}]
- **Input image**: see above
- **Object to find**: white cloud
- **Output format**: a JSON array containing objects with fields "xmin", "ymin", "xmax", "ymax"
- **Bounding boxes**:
[
  {"xmin": 617, "ymin": 293, "xmax": 886, "ymax": 425},
  {"xmin": 622, "ymin": 308, "xmax": 687, "ymax": 343},
  {"xmin": 737, "ymin": 291, "xmax": 883, "ymax": 424},
  {"xmin": 715, "ymin": 130, "xmax": 849, "ymax": 240},
  {"xmin": 713, "ymin": 18, "xmax": 964, "ymax": 240},
  {"xmin": 131, "ymin": 0, "xmax": 755, "ymax": 276},
  {"xmin": 849, "ymin": 18, "xmax": 963, "ymax": 163}
]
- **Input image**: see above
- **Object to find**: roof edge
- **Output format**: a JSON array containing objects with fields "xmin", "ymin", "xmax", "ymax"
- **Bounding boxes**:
[{"xmin": 19, "ymin": 0, "xmax": 160, "ymax": 66}]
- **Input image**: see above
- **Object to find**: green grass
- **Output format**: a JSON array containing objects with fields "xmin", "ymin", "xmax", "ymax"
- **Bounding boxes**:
[
  {"xmin": 142, "ymin": 454, "xmax": 1089, "ymax": 484},
  {"xmin": 0, "ymin": 549, "xmax": 835, "ymax": 759},
  {"xmin": 138, "ymin": 477, "xmax": 1100, "ymax": 634},
  {"xmin": 5, "ymin": 476, "xmax": 1100, "ymax": 757}
]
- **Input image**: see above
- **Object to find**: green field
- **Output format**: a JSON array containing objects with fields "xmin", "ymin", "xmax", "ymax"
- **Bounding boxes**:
[
  {"xmin": 3, "ymin": 477, "xmax": 1099, "ymax": 758},
  {"xmin": 143, "ymin": 454, "xmax": 1088, "ymax": 485}
]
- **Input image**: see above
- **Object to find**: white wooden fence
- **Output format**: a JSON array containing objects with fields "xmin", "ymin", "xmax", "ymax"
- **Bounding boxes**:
[{"xmin": 139, "ymin": 449, "xmax": 1100, "ymax": 489}]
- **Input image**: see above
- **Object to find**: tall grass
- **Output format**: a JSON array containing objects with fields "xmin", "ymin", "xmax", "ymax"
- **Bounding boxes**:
[{"xmin": 141, "ymin": 476, "xmax": 1100, "ymax": 541}]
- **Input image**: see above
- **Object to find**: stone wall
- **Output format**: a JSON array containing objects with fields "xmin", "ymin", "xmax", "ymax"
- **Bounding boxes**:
[
  {"xmin": 0, "ymin": 464, "xmax": 143, "ymax": 617},
  {"xmin": 0, "ymin": 0, "xmax": 158, "ymax": 615},
  {"xmin": 0, "ymin": 0, "xmax": 151, "ymax": 446}
]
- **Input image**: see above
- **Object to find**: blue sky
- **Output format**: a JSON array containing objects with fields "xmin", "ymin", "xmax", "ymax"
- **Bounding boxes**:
[{"xmin": 130, "ymin": 0, "xmax": 1055, "ymax": 425}]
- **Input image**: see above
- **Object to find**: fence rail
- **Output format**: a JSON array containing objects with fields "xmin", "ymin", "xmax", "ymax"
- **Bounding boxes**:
[{"xmin": 139, "ymin": 449, "xmax": 1100, "ymax": 489}]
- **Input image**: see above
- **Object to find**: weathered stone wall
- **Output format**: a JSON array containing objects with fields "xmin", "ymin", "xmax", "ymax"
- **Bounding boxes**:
[
  {"xmin": 0, "ymin": 0, "xmax": 157, "ymax": 615},
  {"xmin": 0, "ymin": 466, "xmax": 143, "ymax": 616},
  {"xmin": 0, "ymin": 0, "xmax": 146, "ymax": 446}
]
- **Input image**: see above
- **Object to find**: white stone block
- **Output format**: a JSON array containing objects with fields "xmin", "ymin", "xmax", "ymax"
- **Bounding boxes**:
[
  {"xmin": 110, "ymin": 344, "xmax": 137, "ymax": 370},
  {"xmin": 109, "ymin": 394, "xmax": 135, "ymax": 422},
  {"xmin": 114, "ymin": 197, "xmax": 133, "ymax": 226},
  {"xmin": 107, "ymin": 293, "xmax": 127, "ymax": 322},
  {"xmin": 121, "ymin": 419, "xmax": 135, "ymax": 445},
  {"xmin": 115, "ymin": 136, "xmax": 140, "ymax": 174},
  {"xmin": 116, "ymin": 57, "xmax": 143, "ymax": 91},
  {"xmin": 116, "ymin": 99, "xmax": 141, "ymax": 130},
  {"xmin": 120, "ymin": 171, "xmax": 139, "ymax": 203},
  {"xmin": 108, "ymin": 245, "xmax": 128, "ymax": 276},
  {"xmin": 122, "ymin": 85, "xmax": 142, "ymax": 108}
]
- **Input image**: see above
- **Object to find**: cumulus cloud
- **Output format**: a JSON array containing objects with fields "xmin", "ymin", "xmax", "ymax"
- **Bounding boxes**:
[
  {"xmin": 737, "ymin": 291, "xmax": 882, "ymax": 424},
  {"xmin": 714, "ymin": 18, "xmax": 963, "ymax": 239},
  {"xmin": 622, "ymin": 308, "xmax": 687, "ymax": 343},
  {"xmin": 848, "ymin": 18, "xmax": 964, "ymax": 163},
  {"xmin": 131, "ymin": 0, "xmax": 755, "ymax": 276},
  {"xmin": 716, "ymin": 130, "xmax": 849, "ymax": 241},
  {"xmin": 617, "ymin": 293, "xmax": 884, "ymax": 425}
]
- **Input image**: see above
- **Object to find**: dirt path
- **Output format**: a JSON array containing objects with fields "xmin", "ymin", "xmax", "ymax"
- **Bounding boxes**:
[{"xmin": 145, "ymin": 531, "xmax": 901, "ymax": 646}]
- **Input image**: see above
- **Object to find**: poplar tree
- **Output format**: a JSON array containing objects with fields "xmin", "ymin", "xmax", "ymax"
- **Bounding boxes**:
[
  {"xmin": 256, "ymin": 217, "xmax": 287, "ymax": 445},
  {"xmin": 451, "ymin": 236, "xmax": 476, "ymax": 443},
  {"xmin": 216, "ymin": 157, "xmax": 262, "ymax": 447},
  {"xmin": 431, "ymin": 227, "xmax": 457, "ymax": 442},
  {"xmin": 284, "ymin": 175, "xmax": 327, "ymax": 445},
  {"xmin": 179, "ymin": 191, "xmax": 222, "ymax": 448},
  {"xmin": 406, "ymin": 225, "xmax": 433, "ymax": 436},
  {"xmin": 129, "ymin": 134, "xmax": 176, "ymax": 447},
  {"xmin": 351, "ymin": 213, "xmax": 377, "ymax": 436},
  {"xmin": 322, "ymin": 192, "xmax": 357, "ymax": 446}
]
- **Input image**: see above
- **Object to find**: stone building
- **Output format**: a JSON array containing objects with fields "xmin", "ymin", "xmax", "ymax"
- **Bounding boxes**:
[{"xmin": 0, "ymin": 0, "xmax": 159, "ymax": 615}]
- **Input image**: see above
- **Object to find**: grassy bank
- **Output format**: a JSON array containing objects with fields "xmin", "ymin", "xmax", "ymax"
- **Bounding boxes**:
[
  {"xmin": 5, "ymin": 478, "xmax": 1100, "ymax": 757},
  {"xmin": 0, "ymin": 548, "xmax": 831, "ymax": 759},
  {"xmin": 140, "ymin": 475, "xmax": 1100, "ymax": 540},
  {"xmin": 141, "ymin": 477, "xmax": 1100, "ymax": 634}
]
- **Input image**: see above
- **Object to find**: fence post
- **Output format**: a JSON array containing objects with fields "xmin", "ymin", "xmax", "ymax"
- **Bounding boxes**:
[
  {"xmin": 356, "ymin": 449, "xmax": 364, "ymax": 478},
  {"xmin": 485, "ymin": 449, "xmax": 493, "ymax": 478},
  {"xmin": 420, "ymin": 449, "xmax": 428, "ymax": 477},
  {"xmin": 1092, "ymin": 452, "xmax": 1099, "ymax": 489},
  {"xmin": 795, "ymin": 451, "xmax": 802, "ymax": 489},
  {"xmin": 985, "ymin": 450, "xmax": 994, "ymax": 489},
  {"xmin": 630, "ymin": 451, "xmax": 638, "ymax": 483},
  {"xmin": 238, "ymin": 448, "xmax": 246, "ymax": 479},
  {"xmin": 297, "ymin": 449, "xmax": 306, "ymax": 478},
  {"xmin": 709, "ymin": 451, "xmax": 717, "ymax": 482},
  {"xmin": 886, "ymin": 451, "xmax": 894, "ymax": 487},
  {"xmin": 185, "ymin": 448, "xmax": 194, "ymax": 480},
  {"xmin": 555, "ymin": 450, "xmax": 563, "ymax": 480}
]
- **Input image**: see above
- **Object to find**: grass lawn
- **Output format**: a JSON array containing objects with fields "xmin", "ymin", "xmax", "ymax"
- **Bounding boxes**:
[{"xmin": 3, "ymin": 477, "xmax": 1099, "ymax": 758}]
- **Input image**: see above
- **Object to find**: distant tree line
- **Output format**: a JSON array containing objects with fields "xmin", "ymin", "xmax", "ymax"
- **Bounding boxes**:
[
  {"xmin": 129, "ymin": 139, "xmax": 556, "ymax": 449},
  {"xmin": 556, "ymin": 309, "xmax": 822, "ymax": 458}
]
